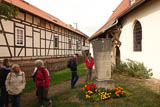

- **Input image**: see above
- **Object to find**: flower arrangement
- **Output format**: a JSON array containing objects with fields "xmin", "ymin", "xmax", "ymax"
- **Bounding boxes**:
[
  {"xmin": 81, "ymin": 82, "xmax": 128, "ymax": 102},
  {"xmin": 109, "ymin": 87, "xmax": 127, "ymax": 98}
]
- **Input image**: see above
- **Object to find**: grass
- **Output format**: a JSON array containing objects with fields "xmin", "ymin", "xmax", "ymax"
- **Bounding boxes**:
[
  {"xmin": 24, "ymin": 63, "xmax": 87, "ymax": 93},
  {"xmin": 41, "ymin": 73, "xmax": 160, "ymax": 107}
]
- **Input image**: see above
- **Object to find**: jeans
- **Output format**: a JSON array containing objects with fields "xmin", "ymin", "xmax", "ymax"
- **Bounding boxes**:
[
  {"xmin": 71, "ymin": 71, "xmax": 79, "ymax": 88},
  {"xmin": 86, "ymin": 68, "xmax": 92, "ymax": 81},
  {"xmin": 0, "ymin": 87, "xmax": 9, "ymax": 107},
  {"xmin": 37, "ymin": 86, "xmax": 49, "ymax": 105},
  {"xmin": 10, "ymin": 94, "xmax": 21, "ymax": 107}
]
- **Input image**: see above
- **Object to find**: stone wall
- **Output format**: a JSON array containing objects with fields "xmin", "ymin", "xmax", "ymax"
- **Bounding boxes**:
[{"xmin": 9, "ymin": 56, "xmax": 85, "ymax": 79}]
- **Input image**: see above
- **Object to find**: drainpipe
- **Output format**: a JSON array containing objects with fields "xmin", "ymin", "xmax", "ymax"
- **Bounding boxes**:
[
  {"xmin": 102, "ymin": 19, "xmax": 118, "ymax": 32},
  {"xmin": 88, "ymin": 19, "xmax": 119, "ymax": 41},
  {"xmin": 89, "ymin": 0, "xmax": 147, "ymax": 41}
]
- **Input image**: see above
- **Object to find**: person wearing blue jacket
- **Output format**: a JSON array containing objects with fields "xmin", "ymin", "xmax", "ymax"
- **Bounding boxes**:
[{"xmin": 0, "ymin": 59, "xmax": 11, "ymax": 107}]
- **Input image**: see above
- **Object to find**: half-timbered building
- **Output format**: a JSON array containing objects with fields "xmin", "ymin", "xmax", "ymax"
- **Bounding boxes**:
[
  {"xmin": 0, "ymin": 0, "xmax": 89, "ymax": 60},
  {"xmin": 89, "ymin": 0, "xmax": 160, "ymax": 79}
]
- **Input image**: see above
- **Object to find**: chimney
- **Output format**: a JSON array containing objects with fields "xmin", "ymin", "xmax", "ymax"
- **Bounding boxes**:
[{"xmin": 73, "ymin": 23, "xmax": 78, "ymax": 29}]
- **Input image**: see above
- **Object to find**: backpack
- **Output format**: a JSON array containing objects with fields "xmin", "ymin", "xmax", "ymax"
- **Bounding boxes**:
[
  {"xmin": 67, "ymin": 60, "xmax": 71, "ymax": 68},
  {"xmin": 32, "ymin": 68, "xmax": 45, "ymax": 82}
]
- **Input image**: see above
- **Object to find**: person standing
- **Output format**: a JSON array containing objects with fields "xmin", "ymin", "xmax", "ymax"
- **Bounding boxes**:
[
  {"xmin": 85, "ymin": 53, "xmax": 94, "ymax": 81},
  {"xmin": 32, "ymin": 60, "xmax": 52, "ymax": 107},
  {"xmin": 0, "ymin": 59, "xmax": 11, "ymax": 107},
  {"xmin": 5, "ymin": 64, "xmax": 26, "ymax": 107},
  {"xmin": 68, "ymin": 54, "xmax": 79, "ymax": 89}
]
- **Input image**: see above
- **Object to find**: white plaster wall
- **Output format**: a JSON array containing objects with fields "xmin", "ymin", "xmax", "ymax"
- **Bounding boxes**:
[
  {"xmin": 2, "ymin": 19, "xmax": 14, "ymax": 32},
  {"xmin": 41, "ymin": 49, "xmax": 45, "ymax": 56},
  {"xmin": 0, "ymin": 47, "xmax": 10, "ymax": 57},
  {"xmin": 41, "ymin": 30, "xmax": 45, "ymax": 39},
  {"xmin": 6, "ymin": 34, "xmax": 14, "ymax": 46},
  {"xmin": 26, "ymin": 48, "xmax": 32, "ymax": 56},
  {"xmin": 120, "ymin": 0, "xmax": 160, "ymax": 79},
  {"xmin": 26, "ymin": 26, "xmax": 32, "ymax": 36},
  {"xmin": 41, "ymin": 40, "xmax": 45, "ymax": 48},
  {"xmin": 34, "ymin": 32, "xmax": 40, "ymax": 48},
  {"xmin": 0, "ymin": 19, "xmax": 14, "ymax": 57},
  {"xmin": 0, "ymin": 33, "xmax": 7, "ymax": 45},
  {"xmin": 26, "ymin": 37, "xmax": 32, "ymax": 47},
  {"xmin": 16, "ymin": 23, "xmax": 24, "ymax": 28}
]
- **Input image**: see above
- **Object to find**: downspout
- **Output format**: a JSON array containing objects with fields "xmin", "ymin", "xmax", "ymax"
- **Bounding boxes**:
[{"xmin": 103, "ymin": 19, "xmax": 118, "ymax": 32}]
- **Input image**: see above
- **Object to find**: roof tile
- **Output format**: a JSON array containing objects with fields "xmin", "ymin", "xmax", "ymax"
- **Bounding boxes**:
[
  {"xmin": 4, "ymin": 0, "xmax": 87, "ymax": 37},
  {"xmin": 89, "ymin": 0, "xmax": 142, "ymax": 40}
]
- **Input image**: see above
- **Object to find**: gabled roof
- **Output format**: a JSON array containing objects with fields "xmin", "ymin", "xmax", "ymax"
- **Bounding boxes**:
[
  {"xmin": 89, "ymin": 0, "xmax": 146, "ymax": 41},
  {"xmin": 3, "ymin": 0, "xmax": 88, "ymax": 38}
]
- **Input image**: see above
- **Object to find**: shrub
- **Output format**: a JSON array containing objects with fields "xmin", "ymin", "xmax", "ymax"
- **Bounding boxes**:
[{"xmin": 114, "ymin": 59, "xmax": 153, "ymax": 79}]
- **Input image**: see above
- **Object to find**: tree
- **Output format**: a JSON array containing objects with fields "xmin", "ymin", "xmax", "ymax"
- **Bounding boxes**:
[
  {"xmin": 0, "ymin": 2, "xmax": 17, "ymax": 19},
  {"xmin": 0, "ymin": 2, "xmax": 17, "ymax": 33}
]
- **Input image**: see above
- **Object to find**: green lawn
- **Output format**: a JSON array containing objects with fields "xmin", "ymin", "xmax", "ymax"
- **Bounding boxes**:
[
  {"xmin": 49, "ymin": 74, "xmax": 160, "ymax": 107},
  {"xmin": 24, "ymin": 63, "xmax": 87, "ymax": 93},
  {"xmin": 28, "ymin": 64, "xmax": 160, "ymax": 107}
]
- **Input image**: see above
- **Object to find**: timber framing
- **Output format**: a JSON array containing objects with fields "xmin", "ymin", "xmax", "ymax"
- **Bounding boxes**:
[{"xmin": 0, "ymin": 1, "xmax": 89, "ymax": 60}]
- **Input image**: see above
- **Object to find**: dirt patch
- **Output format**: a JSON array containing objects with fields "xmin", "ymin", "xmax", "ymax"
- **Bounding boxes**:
[{"xmin": 143, "ymin": 78, "xmax": 160, "ymax": 94}]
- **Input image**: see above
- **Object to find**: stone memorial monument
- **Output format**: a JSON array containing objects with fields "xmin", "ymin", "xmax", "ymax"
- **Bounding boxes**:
[{"xmin": 92, "ymin": 38, "xmax": 114, "ymax": 89}]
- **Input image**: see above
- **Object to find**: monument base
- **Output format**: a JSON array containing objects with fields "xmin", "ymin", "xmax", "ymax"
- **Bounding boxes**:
[{"xmin": 94, "ymin": 79, "xmax": 115, "ymax": 89}]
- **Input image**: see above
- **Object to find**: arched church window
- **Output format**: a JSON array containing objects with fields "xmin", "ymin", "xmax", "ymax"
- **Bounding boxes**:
[{"xmin": 133, "ymin": 21, "xmax": 142, "ymax": 51}]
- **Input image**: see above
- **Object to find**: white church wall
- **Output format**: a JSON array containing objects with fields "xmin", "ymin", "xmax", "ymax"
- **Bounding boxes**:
[{"xmin": 120, "ymin": 0, "xmax": 160, "ymax": 79}]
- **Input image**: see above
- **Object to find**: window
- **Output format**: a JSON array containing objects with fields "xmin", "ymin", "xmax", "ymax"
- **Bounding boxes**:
[
  {"xmin": 15, "ymin": 28, "xmax": 24, "ymax": 46},
  {"xmin": 76, "ymin": 41, "xmax": 81, "ymax": 50},
  {"xmin": 133, "ymin": 21, "xmax": 142, "ymax": 51},
  {"xmin": 54, "ymin": 37, "xmax": 59, "ymax": 48},
  {"xmin": 68, "ymin": 39, "xmax": 72, "ymax": 49}
]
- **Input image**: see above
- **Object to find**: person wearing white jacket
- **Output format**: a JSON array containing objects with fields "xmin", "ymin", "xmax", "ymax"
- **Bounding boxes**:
[{"xmin": 5, "ymin": 64, "xmax": 26, "ymax": 107}]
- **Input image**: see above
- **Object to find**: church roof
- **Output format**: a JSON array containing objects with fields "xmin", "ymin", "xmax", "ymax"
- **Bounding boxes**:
[{"xmin": 89, "ymin": 0, "xmax": 146, "ymax": 41}]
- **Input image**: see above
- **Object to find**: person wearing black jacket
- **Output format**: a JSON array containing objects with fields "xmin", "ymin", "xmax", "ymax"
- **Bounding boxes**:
[
  {"xmin": 68, "ymin": 54, "xmax": 79, "ymax": 89},
  {"xmin": 0, "ymin": 59, "xmax": 11, "ymax": 107}
]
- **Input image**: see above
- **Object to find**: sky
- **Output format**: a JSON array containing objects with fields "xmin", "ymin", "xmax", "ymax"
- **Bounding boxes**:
[{"xmin": 24, "ymin": 0, "xmax": 122, "ymax": 36}]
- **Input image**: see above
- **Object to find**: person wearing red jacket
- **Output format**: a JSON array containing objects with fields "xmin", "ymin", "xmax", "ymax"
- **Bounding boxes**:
[
  {"xmin": 85, "ymin": 53, "xmax": 94, "ymax": 81},
  {"xmin": 33, "ymin": 60, "xmax": 52, "ymax": 107}
]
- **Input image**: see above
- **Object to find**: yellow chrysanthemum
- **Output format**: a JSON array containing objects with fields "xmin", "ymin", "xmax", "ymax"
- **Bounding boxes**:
[{"xmin": 85, "ymin": 94, "xmax": 91, "ymax": 99}]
